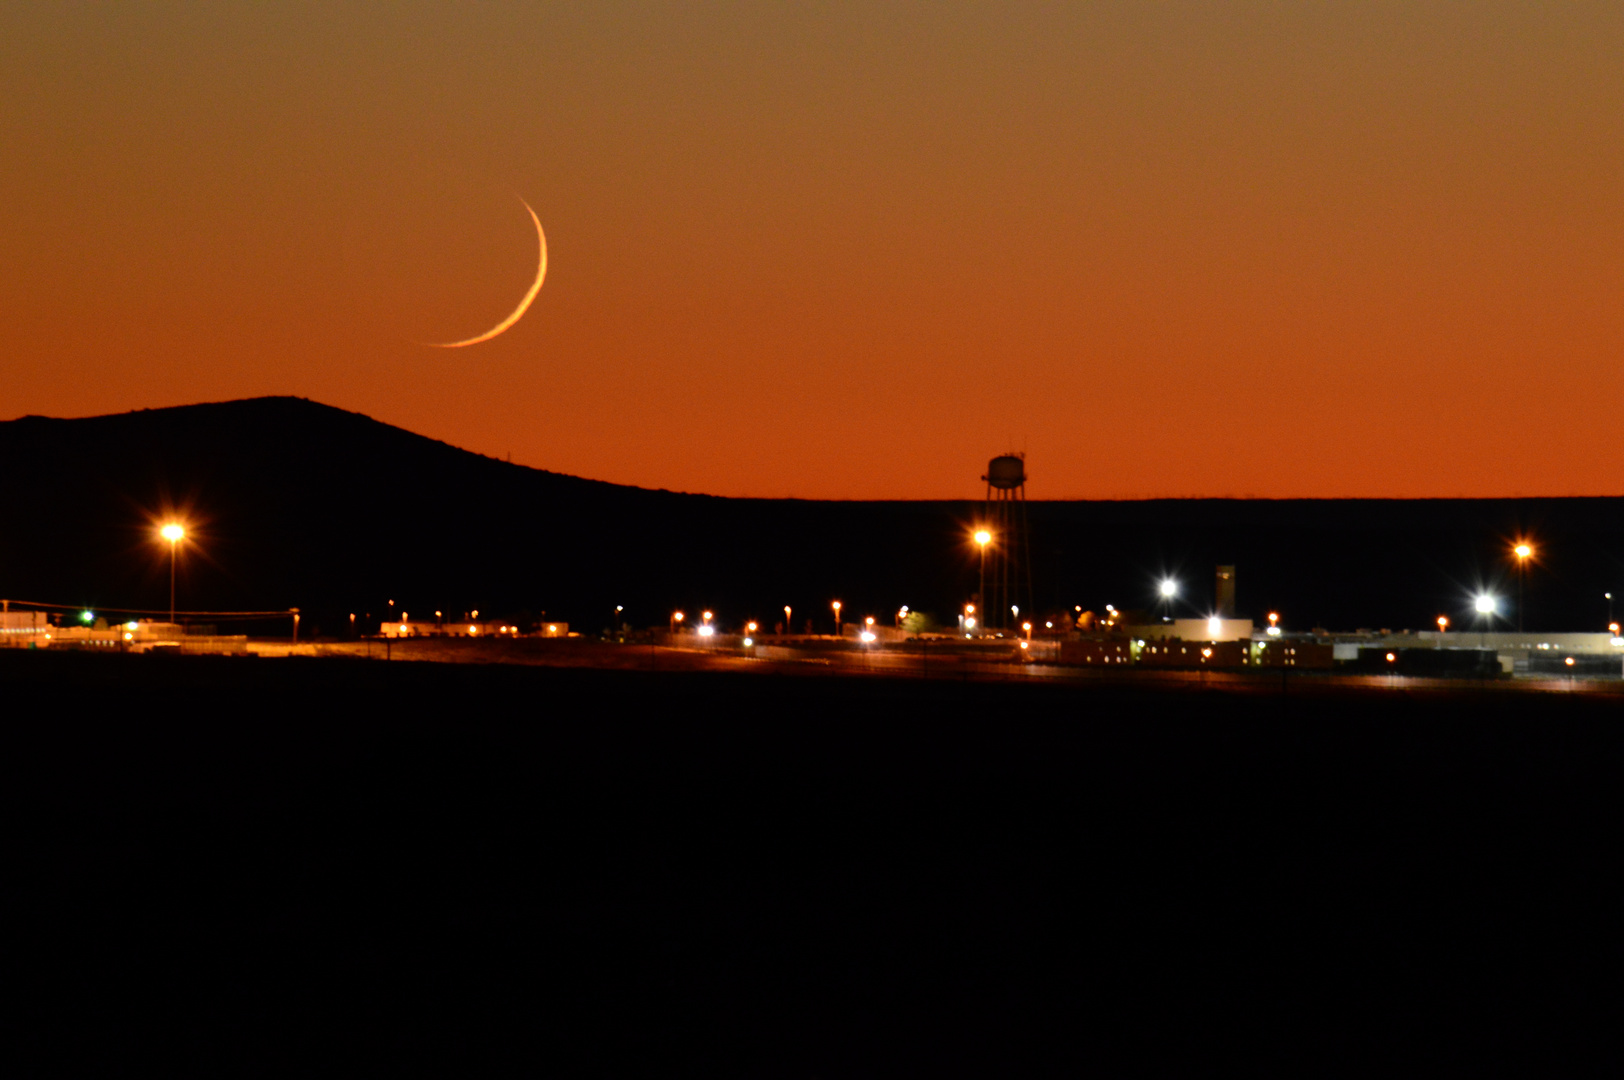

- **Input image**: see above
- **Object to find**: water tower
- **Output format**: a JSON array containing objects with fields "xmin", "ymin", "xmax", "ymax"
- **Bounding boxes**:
[{"xmin": 979, "ymin": 453, "xmax": 1033, "ymax": 633}]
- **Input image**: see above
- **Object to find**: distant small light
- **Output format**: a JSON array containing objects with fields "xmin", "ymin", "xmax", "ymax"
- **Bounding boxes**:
[
  {"xmin": 964, "ymin": 617, "xmax": 977, "ymax": 630},
  {"xmin": 698, "ymin": 624, "xmax": 715, "ymax": 637},
  {"xmin": 123, "ymin": 632, "xmax": 132, "ymax": 641},
  {"xmin": 1045, "ymin": 621, "xmax": 1053, "ymax": 629},
  {"xmin": 126, "ymin": 621, "xmax": 139, "ymax": 631},
  {"xmin": 80, "ymin": 610, "xmax": 94, "ymax": 623},
  {"xmin": 470, "ymin": 626, "xmax": 479, "ymax": 635},
  {"xmin": 1207, "ymin": 616, "xmax": 1222, "ymax": 637},
  {"xmin": 1266, "ymin": 626, "xmax": 1282, "ymax": 637},
  {"xmin": 1386, "ymin": 652, "xmax": 1396, "ymax": 662},
  {"xmin": 742, "ymin": 637, "xmax": 753, "ymax": 647},
  {"xmin": 1019, "ymin": 641, "xmax": 1029, "ymax": 650},
  {"xmin": 860, "ymin": 631, "xmax": 876, "ymax": 643},
  {"xmin": 1565, "ymin": 657, "xmax": 1576, "ymax": 667}
]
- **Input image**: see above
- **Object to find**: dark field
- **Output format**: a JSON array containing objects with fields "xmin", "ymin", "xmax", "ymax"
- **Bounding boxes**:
[{"xmin": 5, "ymin": 650, "xmax": 1621, "ymax": 1072}]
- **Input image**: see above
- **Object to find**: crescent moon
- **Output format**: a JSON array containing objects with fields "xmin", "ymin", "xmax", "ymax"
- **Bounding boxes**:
[{"xmin": 428, "ymin": 198, "xmax": 547, "ymax": 348}]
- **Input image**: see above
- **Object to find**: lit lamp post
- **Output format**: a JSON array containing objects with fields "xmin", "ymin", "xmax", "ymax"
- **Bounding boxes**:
[
  {"xmin": 974, "ymin": 530, "xmax": 991, "ymax": 630},
  {"xmin": 1474, "ymin": 593, "xmax": 1496, "ymax": 649},
  {"xmin": 832, "ymin": 600, "xmax": 842, "ymax": 638},
  {"xmin": 159, "ymin": 523, "xmax": 185, "ymax": 623},
  {"xmin": 670, "ymin": 610, "xmax": 684, "ymax": 634},
  {"xmin": 1437, "ymin": 615, "xmax": 1449, "ymax": 647},
  {"xmin": 1513, "ymin": 542, "xmax": 1533, "ymax": 633},
  {"xmin": 784, "ymin": 605, "xmax": 792, "ymax": 636},
  {"xmin": 1159, "ymin": 578, "xmax": 1177, "ymax": 621}
]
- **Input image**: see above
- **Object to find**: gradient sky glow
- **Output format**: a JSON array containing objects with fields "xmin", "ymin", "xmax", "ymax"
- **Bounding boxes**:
[{"xmin": 4, "ymin": 2, "xmax": 1622, "ymax": 499}]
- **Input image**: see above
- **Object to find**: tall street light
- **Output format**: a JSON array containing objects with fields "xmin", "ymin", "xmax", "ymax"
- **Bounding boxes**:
[
  {"xmin": 974, "ymin": 530, "xmax": 991, "ymax": 633},
  {"xmin": 1159, "ymin": 578, "xmax": 1178, "ymax": 621},
  {"xmin": 1474, "ymin": 593, "xmax": 1496, "ymax": 649},
  {"xmin": 160, "ymin": 523, "xmax": 185, "ymax": 623},
  {"xmin": 1513, "ymin": 542, "xmax": 1533, "ymax": 633},
  {"xmin": 832, "ymin": 600, "xmax": 842, "ymax": 638}
]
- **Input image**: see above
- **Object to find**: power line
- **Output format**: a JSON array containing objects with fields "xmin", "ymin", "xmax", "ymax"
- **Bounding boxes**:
[{"xmin": 0, "ymin": 599, "xmax": 294, "ymax": 618}]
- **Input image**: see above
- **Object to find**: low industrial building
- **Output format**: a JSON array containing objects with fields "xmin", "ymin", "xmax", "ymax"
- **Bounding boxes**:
[{"xmin": 376, "ymin": 617, "xmax": 565, "ymax": 639}]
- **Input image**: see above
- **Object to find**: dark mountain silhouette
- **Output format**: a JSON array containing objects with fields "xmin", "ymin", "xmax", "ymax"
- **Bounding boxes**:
[{"xmin": 3, "ymin": 397, "xmax": 1622, "ymax": 636}]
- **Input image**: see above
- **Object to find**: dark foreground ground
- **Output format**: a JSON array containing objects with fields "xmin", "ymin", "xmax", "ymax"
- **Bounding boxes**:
[{"xmin": 4, "ymin": 650, "xmax": 1621, "ymax": 1072}]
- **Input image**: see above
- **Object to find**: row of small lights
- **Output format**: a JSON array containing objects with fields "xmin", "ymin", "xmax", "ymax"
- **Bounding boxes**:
[{"xmin": 137, "ymin": 522, "xmax": 1621, "ymax": 645}]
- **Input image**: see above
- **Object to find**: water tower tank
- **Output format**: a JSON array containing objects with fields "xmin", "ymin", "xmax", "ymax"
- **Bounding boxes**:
[{"xmin": 984, "ymin": 455, "xmax": 1026, "ymax": 490}]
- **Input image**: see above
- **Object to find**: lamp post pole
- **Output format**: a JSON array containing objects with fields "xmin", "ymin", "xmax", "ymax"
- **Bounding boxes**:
[
  {"xmin": 160, "ymin": 524, "xmax": 185, "ymax": 623},
  {"xmin": 974, "ymin": 530, "xmax": 991, "ymax": 635},
  {"xmin": 1513, "ymin": 543, "xmax": 1532, "ymax": 633}
]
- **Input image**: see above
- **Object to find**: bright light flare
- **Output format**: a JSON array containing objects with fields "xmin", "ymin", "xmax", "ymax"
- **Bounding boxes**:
[
  {"xmin": 1207, "ymin": 615, "xmax": 1222, "ymax": 637},
  {"xmin": 160, "ymin": 523, "xmax": 184, "ymax": 543},
  {"xmin": 1474, "ymin": 594, "xmax": 1497, "ymax": 615},
  {"xmin": 859, "ymin": 630, "xmax": 876, "ymax": 643},
  {"xmin": 973, "ymin": 530, "xmax": 991, "ymax": 547},
  {"xmin": 697, "ymin": 624, "xmax": 716, "ymax": 637},
  {"xmin": 1514, "ymin": 543, "xmax": 1533, "ymax": 560},
  {"xmin": 1159, "ymin": 579, "xmax": 1177, "ymax": 598}
]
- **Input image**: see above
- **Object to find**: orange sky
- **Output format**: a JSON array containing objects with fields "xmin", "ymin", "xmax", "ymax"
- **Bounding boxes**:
[{"xmin": 3, "ymin": 2, "xmax": 1622, "ymax": 499}]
